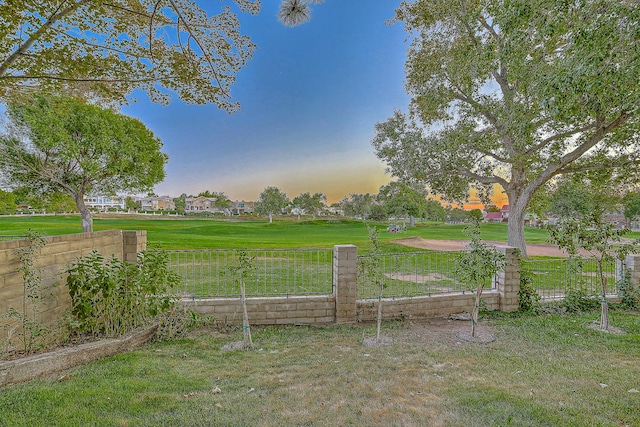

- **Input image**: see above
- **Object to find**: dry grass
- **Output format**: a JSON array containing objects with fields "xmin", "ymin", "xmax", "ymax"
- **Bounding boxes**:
[{"xmin": 0, "ymin": 311, "xmax": 639, "ymax": 426}]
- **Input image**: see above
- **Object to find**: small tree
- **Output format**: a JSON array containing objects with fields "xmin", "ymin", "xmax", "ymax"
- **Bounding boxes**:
[
  {"xmin": 228, "ymin": 250, "xmax": 256, "ymax": 349},
  {"xmin": 548, "ymin": 213, "xmax": 639, "ymax": 331},
  {"xmin": 358, "ymin": 225, "xmax": 387, "ymax": 345},
  {"xmin": 455, "ymin": 220, "xmax": 505, "ymax": 338}
]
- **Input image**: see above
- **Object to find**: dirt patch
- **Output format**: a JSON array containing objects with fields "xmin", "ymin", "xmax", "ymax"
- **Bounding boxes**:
[
  {"xmin": 394, "ymin": 237, "xmax": 573, "ymax": 257},
  {"xmin": 392, "ymin": 316, "xmax": 497, "ymax": 347}
]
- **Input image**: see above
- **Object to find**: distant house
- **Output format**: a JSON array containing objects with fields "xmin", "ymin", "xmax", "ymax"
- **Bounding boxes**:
[
  {"xmin": 501, "ymin": 205, "xmax": 510, "ymax": 219},
  {"xmin": 484, "ymin": 212, "xmax": 503, "ymax": 223},
  {"xmin": 230, "ymin": 200, "xmax": 255, "ymax": 215},
  {"xmin": 84, "ymin": 195, "xmax": 125, "ymax": 210},
  {"xmin": 185, "ymin": 196, "xmax": 220, "ymax": 212},
  {"xmin": 139, "ymin": 195, "xmax": 175, "ymax": 211}
]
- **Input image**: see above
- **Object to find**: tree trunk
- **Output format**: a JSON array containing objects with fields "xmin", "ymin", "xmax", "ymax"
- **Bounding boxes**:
[
  {"xmin": 471, "ymin": 281, "xmax": 483, "ymax": 338},
  {"xmin": 74, "ymin": 194, "xmax": 93, "ymax": 233},
  {"xmin": 505, "ymin": 193, "xmax": 531, "ymax": 257},
  {"xmin": 268, "ymin": 212, "xmax": 273, "ymax": 223},
  {"xmin": 599, "ymin": 261, "xmax": 609, "ymax": 330}
]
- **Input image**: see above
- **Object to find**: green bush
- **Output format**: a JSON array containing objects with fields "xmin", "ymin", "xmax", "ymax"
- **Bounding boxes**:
[
  {"xmin": 562, "ymin": 287, "xmax": 600, "ymax": 313},
  {"xmin": 616, "ymin": 267, "xmax": 640, "ymax": 310},
  {"xmin": 66, "ymin": 248, "xmax": 180, "ymax": 338},
  {"xmin": 518, "ymin": 265, "xmax": 541, "ymax": 313}
]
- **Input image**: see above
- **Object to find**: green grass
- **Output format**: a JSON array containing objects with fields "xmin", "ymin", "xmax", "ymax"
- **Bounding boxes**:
[
  {"xmin": 0, "ymin": 215, "xmax": 552, "ymax": 251},
  {"xmin": 0, "ymin": 311, "xmax": 638, "ymax": 426}
]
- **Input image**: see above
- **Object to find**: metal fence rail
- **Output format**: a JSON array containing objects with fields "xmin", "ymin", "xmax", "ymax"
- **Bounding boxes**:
[
  {"xmin": 167, "ymin": 248, "xmax": 333, "ymax": 298},
  {"xmin": 357, "ymin": 251, "xmax": 491, "ymax": 299},
  {"xmin": 522, "ymin": 258, "xmax": 618, "ymax": 300}
]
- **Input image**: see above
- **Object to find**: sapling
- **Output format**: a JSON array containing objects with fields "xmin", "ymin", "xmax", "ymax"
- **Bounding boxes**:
[
  {"xmin": 548, "ymin": 213, "xmax": 640, "ymax": 330},
  {"xmin": 229, "ymin": 250, "xmax": 255, "ymax": 349},
  {"xmin": 358, "ymin": 224, "xmax": 390, "ymax": 345},
  {"xmin": 455, "ymin": 220, "xmax": 505, "ymax": 338}
]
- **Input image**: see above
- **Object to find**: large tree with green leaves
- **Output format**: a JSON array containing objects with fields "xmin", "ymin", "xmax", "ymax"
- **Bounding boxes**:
[
  {"xmin": 0, "ymin": 1, "xmax": 329, "ymax": 107},
  {"xmin": 0, "ymin": 95, "xmax": 167, "ymax": 232},
  {"xmin": 254, "ymin": 186, "xmax": 289, "ymax": 223},
  {"xmin": 376, "ymin": 181, "xmax": 429, "ymax": 227},
  {"xmin": 291, "ymin": 192, "xmax": 327, "ymax": 217},
  {"xmin": 373, "ymin": 0, "xmax": 640, "ymax": 256},
  {"xmin": 0, "ymin": 0, "xmax": 262, "ymax": 108}
]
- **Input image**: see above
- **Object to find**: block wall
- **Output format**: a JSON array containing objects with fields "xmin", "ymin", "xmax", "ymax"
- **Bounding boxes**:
[
  {"xmin": 184, "ymin": 295, "xmax": 336, "ymax": 325},
  {"xmin": 0, "ymin": 230, "xmax": 146, "ymax": 346}
]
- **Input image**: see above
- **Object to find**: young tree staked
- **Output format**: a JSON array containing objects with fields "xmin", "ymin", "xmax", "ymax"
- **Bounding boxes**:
[
  {"xmin": 0, "ymin": 95, "xmax": 167, "ymax": 232},
  {"xmin": 373, "ymin": 0, "xmax": 640, "ymax": 256}
]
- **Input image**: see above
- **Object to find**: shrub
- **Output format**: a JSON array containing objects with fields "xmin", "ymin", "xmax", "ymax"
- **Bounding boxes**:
[
  {"xmin": 616, "ymin": 267, "xmax": 640, "ymax": 310},
  {"xmin": 66, "ymin": 248, "xmax": 180, "ymax": 337},
  {"xmin": 518, "ymin": 264, "xmax": 541, "ymax": 313},
  {"xmin": 563, "ymin": 287, "xmax": 600, "ymax": 313}
]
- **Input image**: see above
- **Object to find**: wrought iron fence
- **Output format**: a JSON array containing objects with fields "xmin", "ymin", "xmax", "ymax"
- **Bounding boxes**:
[
  {"xmin": 357, "ymin": 250, "xmax": 494, "ymax": 299},
  {"xmin": 167, "ymin": 248, "xmax": 333, "ymax": 298},
  {"xmin": 522, "ymin": 258, "xmax": 619, "ymax": 300}
]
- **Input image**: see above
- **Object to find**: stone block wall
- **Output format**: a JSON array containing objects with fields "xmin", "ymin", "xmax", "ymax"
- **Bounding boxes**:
[
  {"xmin": 183, "ymin": 295, "xmax": 336, "ymax": 325},
  {"xmin": 0, "ymin": 230, "xmax": 147, "ymax": 346}
]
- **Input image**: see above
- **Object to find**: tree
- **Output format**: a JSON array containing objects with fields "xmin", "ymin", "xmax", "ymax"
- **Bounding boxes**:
[
  {"xmin": 173, "ymin": 193, "xmax": 187, "ymax": 214},
  {"xmin": 125, "ymin": 196, "xmax": 140, "ymax": 212},
  {"xmin": 455, "ymin": 220, "xmax": 505, "ymax": 338},
  {"xmin": 373, "ymin": 0, "xmax": 640, "ymax": 256},
  {"xmin": 468, "ymin": 209, "xmax": 484, "ymax": 222},
  {"xmin": 254, "ymin": 186, "xmax": 289, "ymax": 223},
  {"xmin": 547, "ymin": 173, "xmax": 634, "ymax": 331},
  {"xmin": 0, "ymin": 1, "xmax": 264, "ymax": 109},
  {"xmin": 623, "ymin": 192, "xmax": 640, "ymax": 228},
  {"xmin": 549, "ymin": 213, "xmax": 639, "ymax": 331},
  {"xmin": 0, "ymin": 189, "xmax": 16, "ymax": 215},
  {"xmin": 45, "ymin": 192, "xmax": 77, "ymax": 213},
  {"xmin": 291, "ymin": 192, "xmax": 327, "ymax": 218},
  {"xmin": 423, "ymin": 199, "xmax": 446, "ymax": 222},
  {"xmin": 0, "ymin": 95, "xmax": 167, "ymax": 232},
  {"xmin": 340, "ymin": 193, "xmax": 375, "ymax": 219},
  {"xmin": 376, "ymin": 181, "xmax": 428, "ymax": 227}
]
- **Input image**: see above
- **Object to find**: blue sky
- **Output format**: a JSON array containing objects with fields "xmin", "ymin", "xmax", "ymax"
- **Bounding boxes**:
[{"xmin": 122, "ymin": 1, "xmax": 410, "ymax": 204}]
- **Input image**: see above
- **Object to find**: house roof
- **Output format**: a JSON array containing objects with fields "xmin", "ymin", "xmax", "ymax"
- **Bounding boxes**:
[
  {"xmin": 501, "ymin": 205, "xmax": 509, "ymax": 212},
  {"xmin": 484, "ymin": 212, "xmax": 503, "ymax": 220}
]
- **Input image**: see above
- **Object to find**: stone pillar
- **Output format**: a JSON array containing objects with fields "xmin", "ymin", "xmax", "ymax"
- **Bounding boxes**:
[
  {"xmin": 122, "ymin": 230, "xmax": 147, "ymax": 264},
  {"xmin": 496, "ymin": 247, "xmax": 520, "ymax": 312},
  {"xmin": 622, "ymin": 254, "xmax": 640, "ymax": 288},
  {"xmin": 333, "ymin": 244, "xmax": 357, "ymax": 324}
]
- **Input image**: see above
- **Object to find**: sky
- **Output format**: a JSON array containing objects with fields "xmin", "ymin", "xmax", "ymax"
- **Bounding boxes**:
[{"xmin": 121, "ymin": 1, "xmax": 411, "ymax": 205}]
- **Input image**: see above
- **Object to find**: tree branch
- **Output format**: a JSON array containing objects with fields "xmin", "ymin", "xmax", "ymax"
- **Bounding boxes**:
[{"xmin": 0, "ymin": 0, "xmax": 93, "ymax": 77}]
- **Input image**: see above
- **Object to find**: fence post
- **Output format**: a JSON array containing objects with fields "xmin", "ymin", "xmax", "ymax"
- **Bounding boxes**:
[
  {"xmin": 622, "ymin": 254, "xmax": 640, "ymax": 288},
  {"xmin": 496, "ymin": 246, "xmax": 520, "ymax": 312},
  {"xmin": 333, "ymin": 244, "xmax": 357, "ymax": 324},
  {"xmin": 122, "ymin": 230, "xmax": 147, "ymax": 264}
]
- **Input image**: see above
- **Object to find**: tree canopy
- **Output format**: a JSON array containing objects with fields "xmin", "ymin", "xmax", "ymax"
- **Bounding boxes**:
[
  {"xmin": 0, "ymin": 94, "xmax": 167, "ymax": 232},
  {"xmin": 291, "ymin": 192, "xmax": 327, "ymax": 217},
  {"xmin": 0, "ymin": 0, "xmax": 262, "ymax": 108},
  {"xmin": 254, "ymin": 186, "xmax": 289, "ymax": 223},
  {"xmin": 373, "ymin": 0, "xmax": 640, "ymax": 255}
]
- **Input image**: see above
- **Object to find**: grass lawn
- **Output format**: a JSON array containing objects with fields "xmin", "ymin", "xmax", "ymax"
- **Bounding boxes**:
[
  {"xmin": 0, "ymin": 311, "xmax": 638, "ymax": 426},
  {"xmin": 0, "ymin": 215, "xmax": 559, "ymax": 251}
]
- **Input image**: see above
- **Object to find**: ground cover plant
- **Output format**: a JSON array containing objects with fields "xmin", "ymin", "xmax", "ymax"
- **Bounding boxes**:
[{"xmin": 0, "ymin": 311, "xmax": 638, "ymax": 426}]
